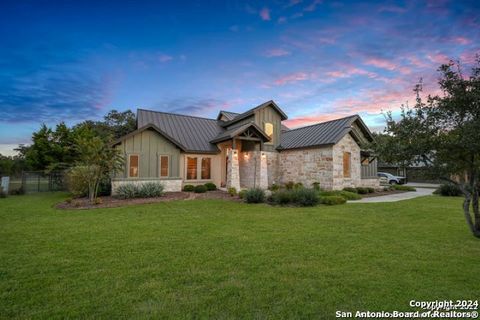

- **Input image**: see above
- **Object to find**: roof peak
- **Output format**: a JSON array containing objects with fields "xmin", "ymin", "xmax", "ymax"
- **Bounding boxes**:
[
  {"xmin": 137, "ymin": 108, "xmax": 218, "ymax": 121},
  {"xmin": 285, "ymin": 114, "xmax": 359, "ymax": 133}
]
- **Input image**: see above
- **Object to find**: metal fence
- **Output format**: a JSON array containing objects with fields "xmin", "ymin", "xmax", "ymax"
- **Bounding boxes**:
[{"xmin": 7, "ymin": 171, "xmax": 66, "ymax": 193}]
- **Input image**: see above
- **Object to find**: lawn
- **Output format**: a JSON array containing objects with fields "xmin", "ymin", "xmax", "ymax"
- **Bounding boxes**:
[{"xmin": 0, "ymin": 193, "xmax": 479, "ymax": 319}]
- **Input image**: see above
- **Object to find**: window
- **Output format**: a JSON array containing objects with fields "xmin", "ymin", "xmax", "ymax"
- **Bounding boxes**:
[
  {"xmin": 201, "ymin": 157, "xmax": 211, "ymax": 179},
  {"xmin": 160, "ymin": 155, "xmax": 169, "ymax": 177},
  {"xmin": 186, "ymin": 157, "xmax": 197, "ymax": 180},
  {"xmin": 361, "ymin": 156, "xmax": 369, "ymax": 166},
  {"xmin": 129, "ymin": 155, "xmax": 139, "ymax": 178},
  {"xmin": 264, "ymin": 122, "xmax": 274, "ymax": 140},
  {"xmin": 343, "ymin": 152, "xmax": 351, "ymax": 178}
]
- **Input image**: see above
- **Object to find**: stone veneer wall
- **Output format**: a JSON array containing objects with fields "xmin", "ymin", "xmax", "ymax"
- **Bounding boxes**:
[
  {"xmin": 239, "ymin": 151, "xmax": 269, "ymax": 189},
  {"xmin": 331, "ymin": 134, "xmax": 361, "ymax": 190},
  {"xmin": 359, "ymin": 178, "xmax": 381, "ymax": 189},
  {"xmin": 226, "ymin": 149, "xmax": 241, "ymax": 190},
  {"xmin": 278, "ymin": 146, "xmax": 334, "ymax": 189},
  {"xmin": 111, "ymin": 178, "xmax": 183, "ymax": 194}
]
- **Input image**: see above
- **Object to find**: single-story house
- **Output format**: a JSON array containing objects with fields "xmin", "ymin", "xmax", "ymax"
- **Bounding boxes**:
[{"xmin": 112, "ymin": 100, "xmax": 379, "ymax": 193}]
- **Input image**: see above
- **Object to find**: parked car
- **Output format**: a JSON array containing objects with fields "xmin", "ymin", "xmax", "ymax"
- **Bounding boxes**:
[{"xmin": 377, "ymin": 172, "xmax": 406, "ymax": 185}]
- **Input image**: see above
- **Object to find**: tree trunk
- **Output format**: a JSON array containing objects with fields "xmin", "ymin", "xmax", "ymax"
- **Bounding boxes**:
[
  {"xmin": 463, "ymin": 195, "xmax": 480, "ymax": 238},
  {"xmin": 472, "ymin": 187, "xmax": 480, "ymax": 235}
]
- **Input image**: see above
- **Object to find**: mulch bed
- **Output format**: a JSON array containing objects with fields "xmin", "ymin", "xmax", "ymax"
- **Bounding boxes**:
[
  {"xmin": 359, "ymin": 189, "xmax": 409, "ymax": 198},
  {"xmin": 56, "ymin": 190, "xmax": 241, "ymax": 210}
]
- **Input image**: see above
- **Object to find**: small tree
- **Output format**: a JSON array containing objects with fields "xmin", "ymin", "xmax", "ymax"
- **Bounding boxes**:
[
  {"xmin": 374, "ymin": 56, "xmax": 480, "ymax": 237},
  {"xmin": 74, "ymin": 134, "xmax": 123, "ymax": 203}
]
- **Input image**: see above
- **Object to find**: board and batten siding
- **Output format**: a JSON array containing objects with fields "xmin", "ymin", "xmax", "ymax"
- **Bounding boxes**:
[
  {"xmin": 361, "ymin": 158, "xmax": 378, "ymax": 178},
  {"xmin": 254, "ymin": 106, "xmax": 282, "ymax": 151},
  {"xmin": 115, "ymin": 129, "xmax": 180, "ymax": 179}
]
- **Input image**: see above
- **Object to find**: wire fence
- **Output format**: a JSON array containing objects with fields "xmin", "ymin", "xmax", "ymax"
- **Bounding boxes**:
[{"xmin": 7, "ymin": 171, "xmax": 66, "ymax": 194}]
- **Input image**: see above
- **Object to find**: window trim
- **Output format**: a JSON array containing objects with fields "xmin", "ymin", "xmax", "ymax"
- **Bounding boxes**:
[
  {"xmin": 186, "ymin": 156, "xmax": 198, "ymax": 181},
  {"xmin": 185, "ymin": 155, "xmax": 213, "ymax": 181},
  {"xmin": 201, "ymin": 157, "xmax": 212, "ymax": 180},
  {"xmin": 159, "ymin": 154, "xmax": 170, "ymax": 178},
  {"xmin": 263, "ymin": 121, "xmax": 274, "ymax": 144},
  {"xmin": 128, "ymin": 154, "xmax": 140, "ymax": 178},
  {"xmin": 343, "ymin": 151, "xmax": 351, "ymax": 178}
]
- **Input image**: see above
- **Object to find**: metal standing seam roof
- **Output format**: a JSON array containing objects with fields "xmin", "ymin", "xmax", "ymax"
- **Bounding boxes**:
[
  {"xmin": 217, "ymin": 110, "xmax": 240, "ymax": 121},
  {"xmin": 137, "ymin": 109, "xmax": 224, "ymax": 153},
  {"xmin": 209, "ymin": 122, "xmax": 271, "ymax": 144},
  {"xmin": 277, "ymin": 115, "xmax": 370, "ymax": 150}
]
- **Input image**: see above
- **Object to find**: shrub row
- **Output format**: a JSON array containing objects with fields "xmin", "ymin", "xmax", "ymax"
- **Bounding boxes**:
[
  {"xmin": 270, "ymin": 188, "xmax": 320, "ymax": 206},
  {"xmin": 115, "ymin": 182, "xmax": 164, "ymax": 199},
  {"xmin": 392, "ymin": 185, "xmax": 416, "ymax": 191},
  {"xmin": 320, "ymin": 190, "xmax": 362, "ymax": 201},
  {"xmin": 183, "ymin": 183, "xmax": 217, "ymax": 193},
  {"xmin": 434, "ymin": 184, "xmax": 462, "ymax": 196}
]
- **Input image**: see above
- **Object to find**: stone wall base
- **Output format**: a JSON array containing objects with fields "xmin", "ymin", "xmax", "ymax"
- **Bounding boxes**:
[
  {"xmin": 111, "ymin": 178, "xmax": 183, "ymax": 194},
  {"xmin": 359, "ymin": 178, "xmax": 381, "ymax": 189}
]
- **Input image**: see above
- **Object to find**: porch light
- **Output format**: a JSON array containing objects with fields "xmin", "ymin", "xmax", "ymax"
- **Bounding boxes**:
[{"xmin": 261, "ymin": 152, "xmax": 266, "ymax": 158}]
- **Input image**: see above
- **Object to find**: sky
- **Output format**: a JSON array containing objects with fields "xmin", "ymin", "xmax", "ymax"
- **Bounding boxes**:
[{"xmin": 0, "ymin": 0, "xmax": 479, "ymax": 156}]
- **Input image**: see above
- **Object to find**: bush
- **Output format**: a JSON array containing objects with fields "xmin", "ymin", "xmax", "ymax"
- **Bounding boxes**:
[
  {"xmin": 9, "ymin": 187, "xmax": 25, "ymax": 195},
  {"xmin": 356, "ymin": 187, "xmax": 369, "ymax": 194},
  {"xmin": 321, "ymin": 195, "xmax": 346, "ymax": 205},
  {"xmin": 338, "ymin": 190, "xmax": 362, "ymax": 200},
  {"xmin": 66, "ymin": 166, "xmax": 90, "ymax": 197},
  {"xmin": 271, "ymin": 189, "xmax": 293, "ymax": 205},
  {"xmin": 138, "ymin": 182, "xmax": 164, "ymax": 198},
  {"xmin": 343, "ymin": 187, "xmax": 358, "ymax": 193},
  {"xmin": 244, "ymin": 188, "xmax": 265, "ymax": 203},
  {"xmin": 312, "ymin": 182, "xmax": 321, "ymax": 191},
  {"xmin": 291, "ymin": 188, "xmax": 319, "ymax": 206},
  {"xmin": 204, "ymin": 182, "xmax": 217, "ymax": 191},
  {"xmin": 115, "ymin": 183, "xmax": 138, "ymax": 199},
  {"xmin": 0, "ymin": 186, "xmax": 6, "ymax": 198},
  {"xmin": 183, "ymin": 184, "xmax": 195, "ymax": 192},
  {"xmin": 284, "ymin": 181, "xmax": 295, "ymax": 190},
  {"xmin": 97, "ymin": 179, "xmax": 112, "ymax": 196},
  {"xmin": 434, "ymin": 184, "xmax": 462, "ymax": 196},
  {"xmin": 238, "ymin": 189, "xmax": 247, "ymax": 199},
  {"xmin": 269, "ymin": 183, "xmax": 281, "ymax": 191},
  {"xmin": 194, "ymin": 185, "xmax": 207, "ymax": 193},
  {"xmin": 293, "ymin": 182, "xmax": 304, "ymax": 189},
  {"xmin": 228, "ymin": 187, "xmax": 237, "ymax": 196},
  {"xmin": 94, "ymin": 198, "xmax": 103, "ymax": 205},
  {"xmin": 366, "ymin": 187, "xmax": 375, "ymax": 193},
  {"xmin": 393, "ymin": 185, "xmax": 416, "ymax": 191}
]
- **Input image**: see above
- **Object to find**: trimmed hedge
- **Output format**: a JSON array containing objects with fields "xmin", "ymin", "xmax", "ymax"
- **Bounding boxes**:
[
  {"xmin": 321, "ymin": 195, "xmax": 346, "ymax": 205},
  {"xmin": 343, "ymin": 187, "xmax": 358, "ymax": 193},
  {"xmin": 204, "ymin": 182, "xmax": 217, "ymax": 191},
  {"xmin": 271, "ymin": 188, "xmax": 320, "ymax": 206},
  {"xmin": 244, "ymin": 188, "xmax": 265, "ymax": 203},
  {"xmin": 355, "ymin": 187, "xmax": 369, "ymax": 194},
  {"xmin": 194, "ymin": 185, "xmax": 207, "ymax": 193},
  {"xmin": 393, "ymin": 185, "xmax": 416, "ymax": 191},
  {"xmin": 183, "ymin": 184, "xmax": 195, "ymax": 192}
]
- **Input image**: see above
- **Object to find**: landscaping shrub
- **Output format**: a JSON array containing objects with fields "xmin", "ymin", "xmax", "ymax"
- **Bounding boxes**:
[
  {"xmin": 238, "ymin": 189, "xmax": 246, "ymax": 199},
  {"xmin": 291, "ymin": 188, "xmax": 319, "ymax": 206},
  {"xmin": 138, "ymin": 182, "xmax": 164, "ymax": 198},
  {"xmin": 97, "ymin": 179, "xmax": 112, "ymax": 196},
  {"xmin": 321, "ymin": 195, "xmax": 346, "ymax": 205},
  {"xmin": 65, "ymin": 166, "xmax": 90, "ymax": 197},
  {"xmin": 271, "ymin": 189, "xmax": 293, "ymax": 205},
  {"xmin": 183, "ymin": 184, "xmax": 195, "ymax": 192},
  {"xmin": 435, "ymin": 184, "xmax": 462, "ymax": 197},
  {"xmin": 356, "ymin": 187, "xmax": 369, "ymax": 194},
  {"xmin": 320, "ymin": 190, "xmax": 361, "ymax": 201},
  {"xmin": 393, "ymin": 185, "xmax": 416, "ymax": 191},
  {"xmin": 115, "ymin": 183, "xmax": 138, "ymax": 199},
  {"xmin": 94, "ymin": 198, "xmax": 103, "ymax": 205},
  {"xmin": 293, "ymin": 182, "xmax": 304, "ymax": 189},
  {"xmin": 366, "ymin": 187, "xmax": 375, "ymax": 193},
  {"xmin": 244, "ymin": 188, "xmax": 265, "ymax": 203},
  {"xmin": 194, "ymin": 185, "xmax": 207, "ymax": 193},
  {"xmin": 269, "ymin": 183, "xmax": 281, "ymax": 191},
  {"xmin": 312, "ymin": 182, "xmax": 321, "ymax": 191},
  {"xmin": 9, "ymin": 187, "xmax": 25, "ymax": 195},
  {"xmin": 204, "ymin": 182, "xmax": 217, "ymax": 191},
  {"xmin": 284, "ymin": 181, "xmax": 295, "ymax": 190},
  {"xmin": 343, "ymin": 187, "xmax": 358, "ymax": 193},
  {"xmin": 228, "ymin": 187, "xmax": 237, "ymax": 196},
  {"xmin": 0, "ymin": 186, "xmax": 6, "ymax": 198}
]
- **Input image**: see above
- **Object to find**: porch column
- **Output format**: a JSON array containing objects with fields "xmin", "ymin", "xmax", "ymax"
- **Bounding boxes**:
[
  {"xmin": 226, "ymin": 149, "xmax": 241, "ymax": 191},
  {"xmin": 257, "ymin": 151, "xmax": 268, "ymax": 189}
]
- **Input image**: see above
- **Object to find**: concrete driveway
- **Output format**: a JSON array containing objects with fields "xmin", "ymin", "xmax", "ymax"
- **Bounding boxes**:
[{"xmin": 349, "ymin": 185, "xmax": 437, "ymax": 203}]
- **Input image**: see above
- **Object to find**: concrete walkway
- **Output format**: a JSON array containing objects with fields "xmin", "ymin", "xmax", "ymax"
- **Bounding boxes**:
[{"xmin": 348, "ymin": 187, "xmax": 435, "ymax": 203}]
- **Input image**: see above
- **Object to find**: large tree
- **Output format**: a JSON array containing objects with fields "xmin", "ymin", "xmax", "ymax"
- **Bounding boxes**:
[{"xmin": 376, "ymin": 57, "xmax": 480, "ymax": 237}]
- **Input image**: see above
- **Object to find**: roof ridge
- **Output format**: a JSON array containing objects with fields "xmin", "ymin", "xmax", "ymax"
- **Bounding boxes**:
[
  {"xmin": 284, "ymin": 114, "xmax": 358, "ymax": 133},
  {"xmin": 137, "ymin": 108, "xmax": 218, "ymax": 121}
]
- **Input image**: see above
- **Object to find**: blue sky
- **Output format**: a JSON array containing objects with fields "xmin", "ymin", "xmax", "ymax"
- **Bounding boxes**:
[{"xmin": 0, "ymin": 0, "xmax": 479, "ymax": 155}]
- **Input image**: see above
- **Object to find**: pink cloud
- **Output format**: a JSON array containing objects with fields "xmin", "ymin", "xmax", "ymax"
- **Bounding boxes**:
[
  {"xmin": 364, "ymin": 58, "xmax": 396, "ymax": 71},
  {"xmin": 264, "ymin": 48, "xmax": 291, "ymax": 57},
  {"xmin": 260, "ymin": 8, "xmax": 271, "ymax": 21},
  {"xmin": 326, "ymin": 67, "xmax": 377, "ymax": 79},
  {"xmin": 158, "ymin": 54, "xmax": 173, "ymax": 63},
  {"xmin": 426, "ymin": 53, "xmax": 450, "ymax": 64},
  {"xmin": 285, "ymin": 114, "xmax": 346, "ymax": 128},
  {"xmin": 452, "ymin": 37, "xmax": 471, "ymax": 45},
  {"xmin": 274, "ymin": 72, "xmax": 309, "ymax": 85}
]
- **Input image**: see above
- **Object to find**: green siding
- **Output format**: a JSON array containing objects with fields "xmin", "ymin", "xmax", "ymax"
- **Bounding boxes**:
[
  {"xmin": 254, "ymin": 106, "xmax": 282, "ymax": 151},
  {"xmin": 115, "ymin": 129, "xmax": 180, "ymax": 179}
]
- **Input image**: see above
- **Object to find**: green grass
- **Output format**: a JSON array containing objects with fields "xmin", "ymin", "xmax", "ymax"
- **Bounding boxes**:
[{"xmin": 0, "ymin": 193, "xmax": 479, "ymax": 319}]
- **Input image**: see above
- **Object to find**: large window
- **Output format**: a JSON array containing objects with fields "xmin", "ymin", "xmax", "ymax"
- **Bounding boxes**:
[
  {"xmin": 129, "ymin": 155, "xmax": 139, "ymax": 178},
  {"xmin": 264, "ymin": 122, "xmax": 274, "ymax": 140},
  {"xmin": 160, "ymin": 155, "xmax": 169, "ymax": 177},
  {"xmin": 186, "ymin": 157, "xmax": 197, "ymax": 180},
  {"xmin": 201, "ymin": 157, "xmax": 211, "ymax": 179},
  {"xmin": 343, "ymin": 152, "xmax": 351, "ymax": 178}
]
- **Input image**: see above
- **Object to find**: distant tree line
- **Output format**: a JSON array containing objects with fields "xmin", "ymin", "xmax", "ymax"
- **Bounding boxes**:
[{"xmin": 0, "ymin": 110, "xmax": 136, "ymax": 176}]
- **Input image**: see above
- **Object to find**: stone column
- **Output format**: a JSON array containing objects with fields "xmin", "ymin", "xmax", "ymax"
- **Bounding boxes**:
[
  {"xmin": 226, "ymin": 149, "xmax": 241, "ymax": 191},
  {"xmin": 257, "ymin": 151, "xmax": 268, "ymax": 189}
]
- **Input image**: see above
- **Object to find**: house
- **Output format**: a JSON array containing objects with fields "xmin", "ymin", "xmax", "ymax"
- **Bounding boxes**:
[{"xmin": 112, "ymin": 100, "xmax": 379, "ymax": 193}]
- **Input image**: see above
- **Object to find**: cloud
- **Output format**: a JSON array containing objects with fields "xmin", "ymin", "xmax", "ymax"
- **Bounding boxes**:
[
  {"xmin": 451, "ymin": 37, "xmax": 471, "ymax": 45},
  {"xmin": 364, "ymin": 58, "xmax": 397, "ymax": 71},
  {"xmin": 378, "ymin": 5, "xmax": 407, "ymax": 13},
  {"xmin": 304, "ymin": 0, "xmax": 322, "ymax": 12},
  {"xmin": 426, "ymin": 53, "xmax": 450, "ymax": 64},
  {"xmin": 156, "ymin": 97, "xmax": 232, "ymax": 116},
  {"xmin": 158, "ymin": 54, "xmax": 173, "ymax": 63},
  {"xmin": 264, "ymin": 48, "xmax": 291, "ymax": 57},
  {"xmin": 260, "ymin": 8, "xmax": 271, "ymax": 21},
  {"xmin": 274, "ymin": 72, "xmax": 310, "ymax": 85},
  {"xmin": 285, "ymin": 0, "xmax": 302, "ymax": 8}
]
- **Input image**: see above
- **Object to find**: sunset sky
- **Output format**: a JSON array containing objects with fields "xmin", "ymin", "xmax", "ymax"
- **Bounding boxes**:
[{"xmin": 0, "ymin": 0, "xmax": 479, "ymax": 155}]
